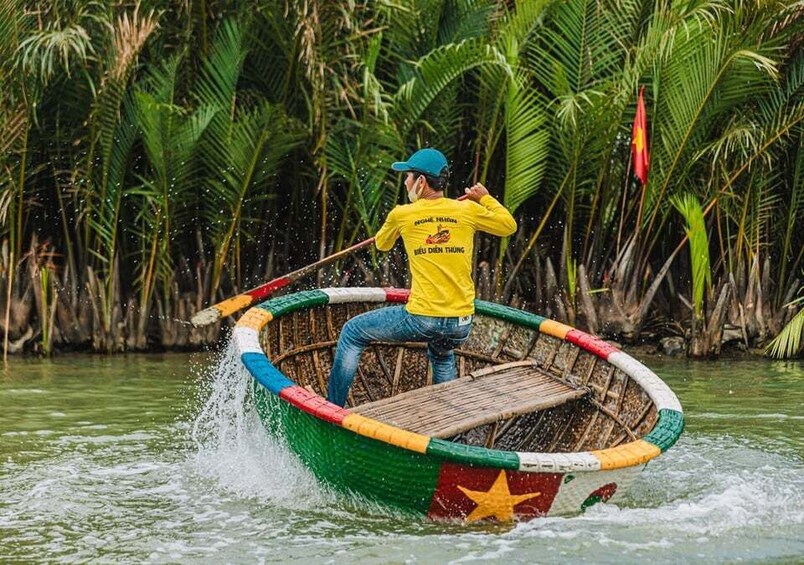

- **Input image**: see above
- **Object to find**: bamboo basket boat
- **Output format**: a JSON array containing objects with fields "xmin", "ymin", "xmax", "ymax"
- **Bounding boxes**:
[{"xmin": 233, "ymin": 287, "xmax": 684, "ymax": 522}]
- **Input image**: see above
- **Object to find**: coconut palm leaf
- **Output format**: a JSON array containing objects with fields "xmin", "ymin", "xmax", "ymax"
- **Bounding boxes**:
[
  {"xmin": 0, "ymin": 0, "xmax": 29, "ymax": 72},
  {"xmin": 503, "ymin": 72, "xmax": 550, "ymax": 215},
  {"xmin": 779, "ymin": 124, "xmax": 804, "ymax": 291},
  {"xmin": 17, "ymin": 20, "xmax": 95, "ymax": 85},
  {"xmin": 247, "ymin": 3, "xmax": 298, "ymax": 105},
  {"xmin": 466, "ymin": 0, "xmax": 554, "ymax": 187},
  {"xmin": 381, "ymin": 0, "xmax": 480, "ymax": 67},
  {"xmin": 671, "ymin": 193, "xmax": 711, "ymax": 318},
  {"xmin": 645, "ymin": 9, "xmax": 779, "ymax": 231},
  {"xmin": 393, "ymin": 38, "xmax": 508, "ymax": 137},
  {"xmin": 85, "ymin": 89, "xmax": 139, "ymax": 278},
  {"xmin": 521, "ymin": 0, "xmax": 643, "ymax": 239},
  {"xmin": 0, "ymin": 0, "xmax": 35, "ymax": 258},
  {"xmin": 85, "ymin": 4, "xmax": 158, "ymax": 256},
  {"xmin": 766, "ymin": 295, "xmax": 804, "ymax": 359},
  {"xmin": 130, "ymin": 54, "xmax": 215, "ymax": 318},
  {"xmin": 326, "ymin": 118, "xmax": 401, "ymax": 245},
  {"xmin": 201, "ymin": 99, "xmax": 305, "ymax": 294},
  {"xmin": 721, "ymin": 53, "xmax": 804, "ymax": 291},
  {"xmin": 527, "ymin": 0, "xmax": 627, "ymax": 97},
  {"xmin": 193, "ymin": 19, "xmax": 246, "ymax": 111},
  {"xmin": 436, "ymin": 0, "xmax": 495, "ymax": 45},
  {"xmin": 76, "ymin": 5, "xmax": 159, "ymax": 347}
]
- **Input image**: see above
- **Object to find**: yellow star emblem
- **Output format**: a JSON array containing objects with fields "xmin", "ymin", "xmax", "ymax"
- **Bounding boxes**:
[
  {"xmin": 457, "ymin": 471, "xmax": 541, "ymax": 522},
  {"xmin": 633, "ymin": 128, "xmax": 645, "ymax": 153}
]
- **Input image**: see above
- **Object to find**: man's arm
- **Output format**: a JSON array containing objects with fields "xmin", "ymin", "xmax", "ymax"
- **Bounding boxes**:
[
  {"xmin": 464, "ymin": 183, "xmax": 517, "ymax": 237},
  {"xmin": 374, "ymin": 207, "xmax": 401, "ymax": 251}
]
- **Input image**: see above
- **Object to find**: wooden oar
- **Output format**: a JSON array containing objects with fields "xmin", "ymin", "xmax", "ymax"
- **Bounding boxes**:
[
  {"xmin": 191, "ymin": 194, "xmax": 470, "ymax": 328},
  {"xmin": 190, "ymin": 238, "xmax": 375, "ymax": 327}
]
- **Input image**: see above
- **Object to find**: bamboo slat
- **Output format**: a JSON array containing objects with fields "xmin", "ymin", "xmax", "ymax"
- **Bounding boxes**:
[{"xmin": 351, "ymin": 361, "xmax": 587, "ymax": 438}]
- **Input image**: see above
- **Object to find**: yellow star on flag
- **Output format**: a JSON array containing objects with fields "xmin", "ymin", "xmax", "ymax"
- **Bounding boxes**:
[
  {"xmin": 633, "ymin": 127, "xmax": 645, "ymax": 153},
  {"xmin": 457, "ymin": 471, "xmax": 541, "ymax": 522}
]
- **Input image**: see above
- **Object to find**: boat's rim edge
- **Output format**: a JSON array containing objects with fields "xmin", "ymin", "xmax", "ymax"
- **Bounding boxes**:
[{"xmin": 233, "ymin": 287, "xmax": 684, "ymax": 473}]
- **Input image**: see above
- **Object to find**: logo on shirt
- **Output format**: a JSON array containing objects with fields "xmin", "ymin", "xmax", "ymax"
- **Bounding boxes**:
[{"xmin": 426, "ymin": 224, "xmax": 451, "ymax": 245}]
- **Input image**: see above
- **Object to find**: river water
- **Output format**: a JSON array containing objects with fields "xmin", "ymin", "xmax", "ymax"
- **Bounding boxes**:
[{"xmin": 1, "ymin": 346, "xmax": 802, "ymax": 564}]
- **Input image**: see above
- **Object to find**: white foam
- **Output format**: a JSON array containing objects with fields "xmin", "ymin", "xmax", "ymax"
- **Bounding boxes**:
[{"xmin": 511, "ymin": 435, "xmax": 804, "ymax": 559}]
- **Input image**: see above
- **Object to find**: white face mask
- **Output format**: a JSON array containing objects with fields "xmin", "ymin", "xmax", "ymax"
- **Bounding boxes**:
[{"xmin": 407, "ymin": 176, "xmax": 423, "ymax": 202}]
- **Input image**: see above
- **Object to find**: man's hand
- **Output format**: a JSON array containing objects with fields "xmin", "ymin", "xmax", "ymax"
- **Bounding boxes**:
[{"xmin": 464, "ymin": 183, "xmax": 489, "ymax": 202}]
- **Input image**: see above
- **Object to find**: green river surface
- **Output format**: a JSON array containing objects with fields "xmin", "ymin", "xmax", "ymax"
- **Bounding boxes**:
[{"xmin": 1, "ymin": 345, "xmax": 802, "ymax": 564}]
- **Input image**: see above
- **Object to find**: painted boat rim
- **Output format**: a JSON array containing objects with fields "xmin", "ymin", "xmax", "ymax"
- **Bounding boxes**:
[{"xmin": 233, "ymin": 287, "xmax": 684, "ymax": 473}]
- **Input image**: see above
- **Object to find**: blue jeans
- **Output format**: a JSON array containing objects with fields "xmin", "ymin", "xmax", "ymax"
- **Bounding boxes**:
[{"xmin": 326, "ymin": 306, "xmax": 473, "ymax": 407}]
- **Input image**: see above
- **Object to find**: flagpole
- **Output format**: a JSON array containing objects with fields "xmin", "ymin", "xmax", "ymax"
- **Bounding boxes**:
[{"xmin": 617, "ymin": 141, "xmax": 634, "ymax": 254}]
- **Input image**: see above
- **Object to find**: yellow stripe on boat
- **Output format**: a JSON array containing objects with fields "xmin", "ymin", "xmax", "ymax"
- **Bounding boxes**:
[
  {"xmin": 590, "ymin": 440, "xmax": 661, "ymax": 470},
  {"xmin": 539, "ymin": 319, "xmax": 572, "ymax": 339},
  {"xmin": 237, "ymin": 308, "xmax": 273, "ymax": 331},
  {"xmin": 342, "ymin": 414, "xmax": 430, "ymax": 454}
]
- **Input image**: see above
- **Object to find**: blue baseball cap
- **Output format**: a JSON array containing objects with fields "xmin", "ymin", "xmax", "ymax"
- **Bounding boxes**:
[{"xmin": 391, "ymin": 148, "xmax": 448, "ymax": 177}]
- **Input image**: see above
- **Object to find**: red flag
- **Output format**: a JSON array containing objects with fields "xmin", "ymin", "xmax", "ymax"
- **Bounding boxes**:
[{"xmin": 631, "ymin": 86, "xmax": 650, "ymax": 185}]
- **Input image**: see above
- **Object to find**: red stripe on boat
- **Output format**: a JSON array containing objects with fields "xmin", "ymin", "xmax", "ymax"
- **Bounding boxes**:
[
  {"xmin": 248, "ymin": 277, "xmax": 292, "ymax": 302},
  {"xmin": 566, "ymin": 329, "xmax": 619, "ymax": 359},
  {"xmin": 278, "ymin": 386, "xmax": 349, "ymax": 425},
  {"xmin": 427, "ymin": 464, "xmax": 563, "ymax": 521},
  {"xmin": 384, "ymin": 288, "xmax": 410, "ymax": 303}
]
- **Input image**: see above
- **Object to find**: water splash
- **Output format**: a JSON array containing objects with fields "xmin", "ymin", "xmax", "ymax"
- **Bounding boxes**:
[
  {"xmin": 187, "ymin": 341, "xmax": 328, "ymax": 508},
  {"xmin": 190, "ymin": 342, "xmax": 253, "ymax": 451}
]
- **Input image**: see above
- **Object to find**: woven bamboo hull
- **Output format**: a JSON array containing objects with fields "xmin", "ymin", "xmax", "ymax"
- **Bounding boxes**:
[{"xmin": 234, "ymin": 287, "xmax": 684, "ymax": 522}]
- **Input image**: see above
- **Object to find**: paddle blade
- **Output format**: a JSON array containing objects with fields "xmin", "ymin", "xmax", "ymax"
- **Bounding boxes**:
[
  {"xmin": 191, "ymin": 307, "xmax": 221, "ymax": 328},
  {"xmin": 191, "ymin": 294, "xmax": 255, "ymax": 327}
]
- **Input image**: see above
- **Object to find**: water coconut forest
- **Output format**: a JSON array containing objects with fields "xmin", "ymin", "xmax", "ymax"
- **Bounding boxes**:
[{"xmin": 0, "ymin": 0, "xmax": 801, "ymax": 358}]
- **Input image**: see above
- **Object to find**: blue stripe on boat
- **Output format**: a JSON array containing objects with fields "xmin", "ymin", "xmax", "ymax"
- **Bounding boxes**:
[{"xmin": 241, "ymin": 352, "xmax": 294, "ymax": 395}]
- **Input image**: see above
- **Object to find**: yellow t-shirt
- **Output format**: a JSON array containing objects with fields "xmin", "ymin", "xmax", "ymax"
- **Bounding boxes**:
[{"xmin": 375, "ymin": 195, "xmax": 517, "ymax": 316}]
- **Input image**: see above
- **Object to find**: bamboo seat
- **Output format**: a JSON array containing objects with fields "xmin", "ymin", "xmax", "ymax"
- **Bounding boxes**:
[{"xmin": 350, "ymin": 360, "xmax": 588, "ymax": 438}]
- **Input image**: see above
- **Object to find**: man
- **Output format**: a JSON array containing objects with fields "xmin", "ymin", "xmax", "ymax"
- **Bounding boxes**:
[{"xmin": 326, "ymin": 148, "xmax": 517, "ymax": 407}]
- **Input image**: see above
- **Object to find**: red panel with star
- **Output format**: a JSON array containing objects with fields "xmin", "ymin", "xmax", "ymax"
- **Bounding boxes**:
[{"xmin": 427, "ymin": 464, "xmax": 563, "ymax": 521}]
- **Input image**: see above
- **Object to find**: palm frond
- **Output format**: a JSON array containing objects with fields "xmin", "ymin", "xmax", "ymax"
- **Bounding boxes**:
[
  {"xmin": 326, "ymin": 117, "xmax": 401, "ymax": 239},
  {"xmin": 202, "ymin": 100, "xmax": 305, "ymax": 291},
  {"xmin": 194, "ymin": 19, "xmax": 246, "ymax": 110},
  {"xmin": 767, "ymin": 295, "xmax": 804, "ymax": 359},
  {"xmin": 0, "ymin": 0, "xmax": 27, "ymax": 67},
  {"xmin": 504, "ymin": 72, "xmax": 550, "ymax": 214},
  {"xmin": 672, "ymin": 193, "xmax": 711, "ymax": 318},
  {"xmin": 497, "ymin": 0, "xmax": 553, "ymax": 47},
  {"xmin": 526, "ymin": 0, "xmax": 631, "ymax": 96},
  {"xmin": 393, "ymin": 38, "xmax": 508, "ymax": 136},
  {"xmin": 647, "ymin": 10, "xmax": 780, "ymax": 226},
  {"xmin": 15, "ymin": 13, "xmax": 95, "ymax": 85},
  {"xmin": 84, "ymin": 4, "xmax": 158, "ymax": 277},
  {"xmin": 131, "ymin": 54, "xmax": 215, "ymax": 293},
  {"xmin": 86, "ymin": 91, "xmax": 139, "ymax": 262},
  {"xmin": 436, "ymin": 0, "xmax": 496, "ymax": 45}
]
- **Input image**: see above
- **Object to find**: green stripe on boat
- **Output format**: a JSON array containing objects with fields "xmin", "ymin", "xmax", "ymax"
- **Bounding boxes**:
[
  {"xmin": 257, "ymin": 289, "xmax": 330, "ymax": 317},
  {"xmin": 644, "ymin": 409, "xmax": 685, "ymax": 452},
  {"xmin": 475, "ymin": 300, "xmax": 546, "ymax": 330},
  {"xmin": 427, "ymin": 438, "xmax": 520, "ymax": 470}
]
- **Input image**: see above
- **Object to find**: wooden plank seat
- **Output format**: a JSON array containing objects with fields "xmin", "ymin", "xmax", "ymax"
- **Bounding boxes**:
[{"xmin": 350, "ymin": 360, "xmax": 588, "ymax": 438}]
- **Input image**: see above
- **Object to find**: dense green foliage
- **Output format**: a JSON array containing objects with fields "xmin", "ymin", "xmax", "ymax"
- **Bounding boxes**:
[{"xmin": 0, "ymin": 0, "xmax": 801, "ymax": 356}]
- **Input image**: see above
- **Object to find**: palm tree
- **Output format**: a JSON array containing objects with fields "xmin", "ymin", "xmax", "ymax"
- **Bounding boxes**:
[
  {"xmin": 129, "ymin": 55, "xmax": 214, "ymax": 347},
  {"xmin": 81, "ymin": 4, "xmax": 159, "ymax": 351},
  {"xmin": 195, "ymin": 19, "xmax": 305, "ymax": 299}
]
